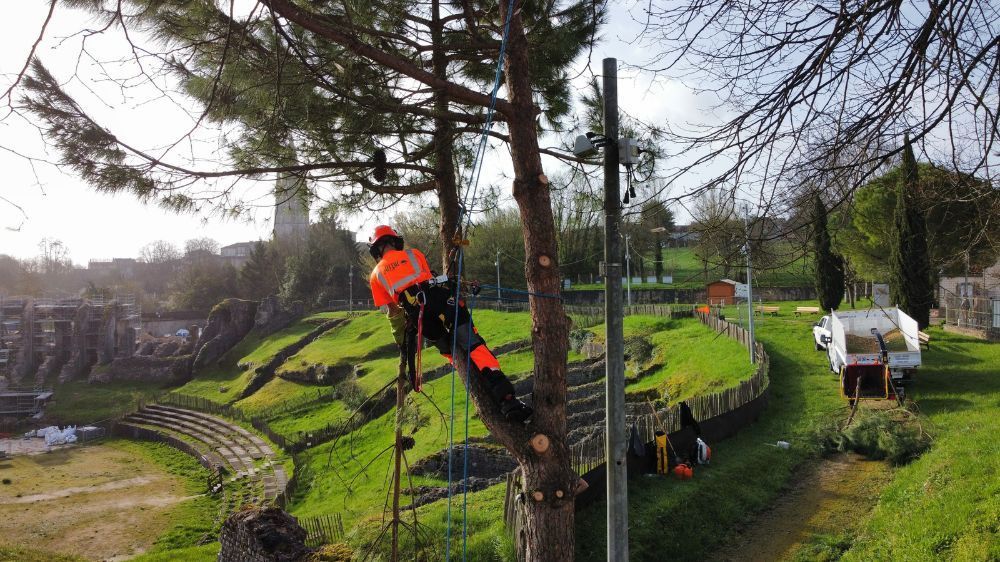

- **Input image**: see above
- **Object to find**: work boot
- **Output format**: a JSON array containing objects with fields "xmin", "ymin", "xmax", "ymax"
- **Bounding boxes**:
[
  {"xmin": 501, "ymin": 396, "xmax": 533, "ymax": 424},
  {"xmin": 482, "ymin": 367, "xmax": 532, "ymax": 423}
]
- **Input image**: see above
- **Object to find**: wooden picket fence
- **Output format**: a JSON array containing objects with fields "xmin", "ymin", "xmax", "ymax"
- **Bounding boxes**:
[{"xmin": 295, "ymin": 513, "xmax": 345, "ymax": 547}]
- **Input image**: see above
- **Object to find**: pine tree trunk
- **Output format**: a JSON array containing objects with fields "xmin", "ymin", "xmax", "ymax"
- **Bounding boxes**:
[
  {"xmin": 431, "ymin": 0, "xmax": 459, "ymax": 272},
  {"xmin": 497, "ymin": 2, "xmax": 574, "ymax": 559}
]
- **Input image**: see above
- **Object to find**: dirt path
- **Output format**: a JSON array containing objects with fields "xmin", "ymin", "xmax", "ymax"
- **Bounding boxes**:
[
  {"xmin": 708, "ymin": 453, "xmax": 889, "ymax": 562},
  {"xmin": 0, "ymin": 442, "xmax": 195, "ymax": 561}
]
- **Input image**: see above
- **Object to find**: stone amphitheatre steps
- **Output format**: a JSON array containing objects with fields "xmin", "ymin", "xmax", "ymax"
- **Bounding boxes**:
[
  {"xmin": 120, "ymin": 404, "xmax": 286, "ymax": 504},
  {"xmin": 416, "ymin": 357, "xmax": 658, "ymax": 484}
]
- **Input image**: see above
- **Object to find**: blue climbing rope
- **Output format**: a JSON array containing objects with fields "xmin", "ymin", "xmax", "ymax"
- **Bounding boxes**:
[{"xmin": 445, "ymin": 2, "xmax": 517, "ymax": 560}]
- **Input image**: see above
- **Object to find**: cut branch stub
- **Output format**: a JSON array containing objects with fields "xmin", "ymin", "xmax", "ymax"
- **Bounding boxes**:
[
  {"xmin": 531, "ymin": 490, "xmax": 545, "ymax": 502},
  {"xmin": 537, "ymin": 254, "xmax": 552, "ymax": 267},
  {"xmin": 529, "ymin": 433, "xmax": 550, "ymax": 454}
]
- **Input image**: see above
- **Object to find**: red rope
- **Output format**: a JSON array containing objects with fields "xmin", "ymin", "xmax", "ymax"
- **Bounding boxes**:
[{"xmin": 415, "ymin": 301, "xmax": 425, "ymax": 392}]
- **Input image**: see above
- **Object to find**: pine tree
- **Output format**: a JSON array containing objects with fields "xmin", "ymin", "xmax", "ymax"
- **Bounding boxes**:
[
  {"xmin": 812, "ymin": 195, "xmax": 844, "ymax": 311},
  {"xmin": 889, "ymin": 135, "xmax": 933, "ymax": 328},
  {"xmin": 20, "ymin": 3, "xmax": 603, "ymax": 558},
  {"xmin": 238, "ymin": 241, "xmax": 284, "ymax": 300}
]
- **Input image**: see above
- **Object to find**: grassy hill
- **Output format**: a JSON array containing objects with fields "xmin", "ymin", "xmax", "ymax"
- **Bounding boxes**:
[{"xmin": 134, "ymin": 306, "xmax": 753, "ymax": 559}]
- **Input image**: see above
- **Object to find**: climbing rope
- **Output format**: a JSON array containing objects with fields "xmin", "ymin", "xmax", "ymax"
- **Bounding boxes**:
[{"xmin": 445, "ymin": 2, "xmax": 516, "ymax": 560}]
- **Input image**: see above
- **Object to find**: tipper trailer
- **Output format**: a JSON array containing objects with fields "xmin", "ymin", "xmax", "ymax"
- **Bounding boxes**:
[{"xmin": 813, "ymin": 307, "xmax": 922, "ymax": 401}]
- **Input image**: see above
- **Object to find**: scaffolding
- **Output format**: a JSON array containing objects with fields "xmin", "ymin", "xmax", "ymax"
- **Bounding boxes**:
[
  {"xmin": 0, "ymin": 387, "xmax": 53, "ymax": 416},
  {"xmin": 0, "ymin": 294, "xmax": 140, "ymax": 380}
]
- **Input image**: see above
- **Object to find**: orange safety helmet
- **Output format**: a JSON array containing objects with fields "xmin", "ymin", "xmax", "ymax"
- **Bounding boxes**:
[{"xmin": 368, "ymin": 225, "xmax": 404, "ymax": 258}]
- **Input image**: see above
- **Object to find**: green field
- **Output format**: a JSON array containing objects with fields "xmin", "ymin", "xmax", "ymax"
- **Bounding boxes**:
[
  {"xmin": 568, "ymin": 246, "xmax": 813, "ymax": 290},
  {"xmin": 841, "ymin": 328, "xmax": 1000, "ymax": 560}
]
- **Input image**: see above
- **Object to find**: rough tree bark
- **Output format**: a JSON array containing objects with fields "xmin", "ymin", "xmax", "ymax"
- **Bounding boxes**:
[
  {"xmin": 430, "ymin": 0, "xmax": 460, "ymax": 273},
  {"xmin": 496, "ymin": 1, "xmax": 575, "ymax": 559}
]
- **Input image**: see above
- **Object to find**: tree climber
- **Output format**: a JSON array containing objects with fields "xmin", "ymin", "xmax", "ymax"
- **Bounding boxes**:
[{"xmin": 367, "ymin": 225, "xmax": 533, "ymax": 423}]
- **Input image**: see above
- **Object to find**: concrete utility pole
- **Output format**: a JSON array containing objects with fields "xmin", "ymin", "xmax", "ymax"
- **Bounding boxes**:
[
  {"xmin": 602, "ymin": 56, "xmax": 629, "ymax": 562},
  {"xmin": 349, "ymin": 263, "xmax": 354, "ymax": 313}
]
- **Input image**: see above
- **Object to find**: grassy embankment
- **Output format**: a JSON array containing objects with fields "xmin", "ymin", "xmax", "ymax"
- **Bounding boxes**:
[
  {"xmin": 251, "ymin": 310, "xmax": 567, "ymax": 442},
  {"xmin": 576, "ymin": 300, "xmax": 844, "ymax": 561},
  {"xmin": 332, "ymin": 313, "xmax": 756, "ymax": 560},
  {"xmin": 837, "ymin": 328, "xmax": 1000, "ymax": 561},
  {"xmin": 174, "ymin": 311, "xmax": 345, "ymax": 405}
]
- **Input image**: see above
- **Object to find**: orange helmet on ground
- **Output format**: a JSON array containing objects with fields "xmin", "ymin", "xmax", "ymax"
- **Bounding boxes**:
[{"xmin": 368, "ymin": 225, "xmax": 404, "ymax": 258}]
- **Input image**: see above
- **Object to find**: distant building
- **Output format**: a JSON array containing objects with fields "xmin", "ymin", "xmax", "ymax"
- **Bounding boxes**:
[
  {"xmin": 274, "ymin": 173, "xmax": 310, "ymax": 247},
  {"xmin": 670, "ymin": 224, "xmax": 700, "ymax": 247},
  {"xmin": 87, "ymin": 258, "xmax": 138, "ymax": 279},
  {"xmin": 706, "ymin": 279, "xmax": 739, "ymax": 305},
  {"xmin": 939, "ymin": 257, "xmax": 1000, "ymax": 301},
  {"xmin": 220, "ymin": 242, "xmax": 256, "ymax": 269}
]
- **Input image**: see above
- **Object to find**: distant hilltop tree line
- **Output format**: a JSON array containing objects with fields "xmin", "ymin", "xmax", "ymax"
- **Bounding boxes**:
[
  {"xmin": 2, "ymin": 159, "xmax": 995, "ymax": 312},
  {"xmin": 0, "ymin": 205, "xmax": 361, "ymax": 313}
]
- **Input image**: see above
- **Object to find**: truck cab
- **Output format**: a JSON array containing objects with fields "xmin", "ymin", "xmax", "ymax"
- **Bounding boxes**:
[{"xmin": 813, "ymin": 315, "xmax": 832, "ymax": 351}]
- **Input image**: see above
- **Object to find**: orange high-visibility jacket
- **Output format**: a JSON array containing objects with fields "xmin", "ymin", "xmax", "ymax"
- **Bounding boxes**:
[{"xmin": 369, "ymin": 248, "xmax": 433, "ymax": 307}]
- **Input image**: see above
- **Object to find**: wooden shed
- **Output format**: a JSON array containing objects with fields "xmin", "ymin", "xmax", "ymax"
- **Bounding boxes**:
[{"xmin": 706, "ymin": 279, "xmax": 739, "ymax": 305}]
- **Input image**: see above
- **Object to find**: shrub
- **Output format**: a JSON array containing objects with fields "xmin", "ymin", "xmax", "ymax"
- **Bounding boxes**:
[
  {"xmin": 624, "ymin": 336, "xmax": 655, "ymax": 365},
  {"xmin": 568, "ymin": 329, "xmax": 594, "ymax": 353},
  {"xmin": 334, "ymin": 377, "xmax": 367, "ymax": 410}
]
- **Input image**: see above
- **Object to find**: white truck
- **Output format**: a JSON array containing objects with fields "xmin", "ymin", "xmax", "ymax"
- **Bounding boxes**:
[{"xmin": 813, "ymin": 307, "xmax": 922, "ymax": 400}]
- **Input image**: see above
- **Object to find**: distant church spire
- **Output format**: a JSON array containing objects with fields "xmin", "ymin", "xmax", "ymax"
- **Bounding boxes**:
[{"xmin": 273, "ymin": 172, "xmax": 310, "ymax": 246}]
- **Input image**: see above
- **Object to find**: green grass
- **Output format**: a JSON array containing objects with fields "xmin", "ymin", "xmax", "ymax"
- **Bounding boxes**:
[
  {"xmin": 110, "ymin": 441, "xmax": 221, "ymax": 555},
  {"xmin": 840, "ymin": 328, "xmax": 1000, "ymax": 561},
  {"xmin": 239, "ymin": 312, "xmax": 343, "ymax": 368},
  {"xmin": 289, "ymin": 371, "xmax": 489, "ymax": 526},
  {"xmin": 277, "ymin": 313, "xmax": 395, "ymax": 375},
  {"xmin": 263, "ymin": 309, "xmax": 537, "ymax": 442},
  {"xmin": 567, "ymin": 246, "xmax": 814, "ymax": 290},
  {"xmin": 576, "ymin": 302, "xmax": 844, "ymax": 561},
  {"xmin": 233, "ymin": 376, "xmax": 330, "ymax": 417},
  {"xmin": 45, "ymin": 379, "xmax": 166, "ymax": 424},
  {"xmin": 623, "ymin": 317, "xmax": 757, "ymax": 402},
  {"xmin": 267, "ymin": 399, "xmax": 354, "ymax": 441},
  {"xmin": 0, "ymin": 545, "xmax": 86, "ymax": 562},
  {"xmin": 349, "ymin": 482, "xmax": 513, "ymax": 561},
  {"xmin": 175, "ymin": 312, "xmax": 342, "ymax": 404},
  {"xmin": 131, "ymin": 544, "xmax": 219, "ymax": 562}
]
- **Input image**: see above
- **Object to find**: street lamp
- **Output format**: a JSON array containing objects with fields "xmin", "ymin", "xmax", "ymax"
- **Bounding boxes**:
[
  {"xmin": 625, "ymin": 233, "xmax": 632, "ymax": 307},
  {"xmin": 495, "ymin": 248, "xmax": 501, "ymax": 305},
  {"xmin": 650, "ymin": 226, "xmax": 667, "ymax": 284}
]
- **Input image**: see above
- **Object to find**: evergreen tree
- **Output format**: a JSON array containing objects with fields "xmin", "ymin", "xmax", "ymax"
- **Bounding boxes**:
[
  {"xmin": 19, "ymin": 3, "xmax": 603, "ymax": 556},
  {"xmin": 812, "ymin": 195, "xmax": 844, "ymax": 311},
  {"xmin": 889, "ymin": 135, "xmax": 933, "ymax": 328},
  {"xmin": 238, "ymin": 241, "xmax": 285, "ymax": 300}
]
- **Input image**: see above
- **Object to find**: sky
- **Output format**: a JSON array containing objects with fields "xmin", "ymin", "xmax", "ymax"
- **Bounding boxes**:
[{"xmin": 0, "ymin": 2, "xmax": 705, "ymax": 265}]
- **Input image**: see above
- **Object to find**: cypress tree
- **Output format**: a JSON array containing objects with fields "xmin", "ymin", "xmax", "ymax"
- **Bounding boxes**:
[
  {"xmin": 889, "ymin": 135, "xmax": 933, "ymax": 328},
  {"xmin": 812, "ymin": 194, "xmax": 845, "ymax": 311}
]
